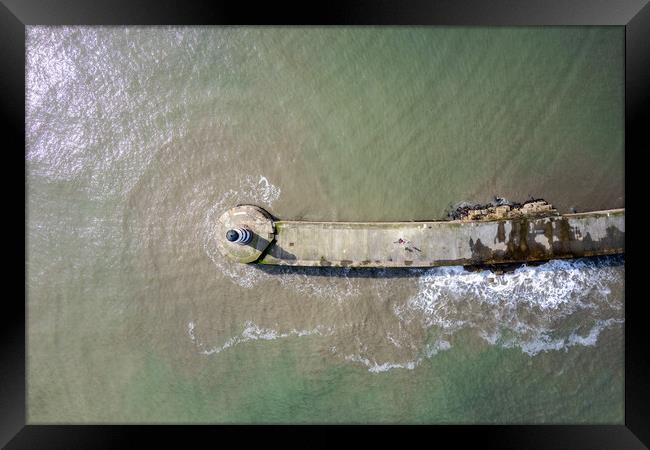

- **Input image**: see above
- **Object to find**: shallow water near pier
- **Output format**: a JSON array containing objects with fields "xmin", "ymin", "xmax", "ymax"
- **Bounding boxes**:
[{"xmin": 26, "ymin": 27, "xmax": 624, "ymax": 423}]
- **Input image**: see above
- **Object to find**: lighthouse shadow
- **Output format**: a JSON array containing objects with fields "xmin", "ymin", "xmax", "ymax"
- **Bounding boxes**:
[{"xmin": 251, "ymin": 254, "xmax": 624, "ymax": 279}]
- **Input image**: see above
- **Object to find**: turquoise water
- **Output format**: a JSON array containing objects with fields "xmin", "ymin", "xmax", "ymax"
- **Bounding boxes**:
[{"xmin": 26, "ymin": 27, "xmax": 624, "ymax": 423}]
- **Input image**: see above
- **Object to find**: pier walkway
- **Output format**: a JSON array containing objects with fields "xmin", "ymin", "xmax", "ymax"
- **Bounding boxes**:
[{"xmin": 217, "ymin": 206, "xmax": 624, "ymax": 268}]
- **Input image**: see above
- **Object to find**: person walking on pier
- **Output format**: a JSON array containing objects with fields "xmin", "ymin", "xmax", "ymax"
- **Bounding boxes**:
[{"xmin": 394, "ymin": 237, "xmax": 421, "ymax": 253}]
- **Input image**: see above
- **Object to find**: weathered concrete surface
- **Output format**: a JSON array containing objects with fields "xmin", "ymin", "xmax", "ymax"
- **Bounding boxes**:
[{"xmin": 257, "ymin": 209, "xmax": 624, "ymax": 268}]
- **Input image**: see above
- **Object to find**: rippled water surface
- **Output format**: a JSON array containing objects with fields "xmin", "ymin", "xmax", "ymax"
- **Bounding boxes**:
[{"xmin": 26, "ymin": 27, "xmax": 624, "ymax": 423}]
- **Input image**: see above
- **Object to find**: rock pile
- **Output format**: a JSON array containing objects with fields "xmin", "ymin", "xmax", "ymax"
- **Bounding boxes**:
[{"xmin": 447, "ymin": 198, "xmax": 557, "ymax": 221}]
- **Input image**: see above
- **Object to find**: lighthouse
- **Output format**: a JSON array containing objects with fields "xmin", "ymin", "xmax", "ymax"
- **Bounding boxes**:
[{"xmin": 226, "ymin": 227, "xmax": 253, "ymax": 245}]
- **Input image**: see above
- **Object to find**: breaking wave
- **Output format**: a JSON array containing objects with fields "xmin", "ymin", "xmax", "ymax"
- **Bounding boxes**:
[
  {"xmin": 188, "ymin": 320, "xmax": 334, "ymax": 355},
  {"xmin": 396, "ymin": 257, "xmax": 624, "ymax": 358}
]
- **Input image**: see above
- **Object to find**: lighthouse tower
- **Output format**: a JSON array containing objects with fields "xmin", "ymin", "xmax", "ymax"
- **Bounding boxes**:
[
  {"xmin": 226, "ymin": 227, "xmax": 253, "ymax": 245},
  {"xmin": 216, "ymin": 205, "xmax": 275, "ymax": 263}
]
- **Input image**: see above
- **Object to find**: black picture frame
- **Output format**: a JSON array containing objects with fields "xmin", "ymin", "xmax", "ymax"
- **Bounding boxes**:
[{"xmin": 5, "ymin": 0, "xmax": 649, "ymax": 447}]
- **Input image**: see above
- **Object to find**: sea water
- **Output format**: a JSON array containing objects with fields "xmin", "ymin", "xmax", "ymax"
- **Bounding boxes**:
[{"xmin": 26, "ymin": 26, "xmax": 624, "ymax": 423}]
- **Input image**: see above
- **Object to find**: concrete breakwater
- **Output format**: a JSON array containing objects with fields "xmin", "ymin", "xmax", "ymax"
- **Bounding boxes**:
[{"xmin": 216, "ymin": 205, "xmax": 624, "ymax": 268}]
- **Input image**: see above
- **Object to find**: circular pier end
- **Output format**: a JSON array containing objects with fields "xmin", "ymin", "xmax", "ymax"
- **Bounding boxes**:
[{"xmin": 216, "ymin": 205, "xmax": 275, "ymax": 263}]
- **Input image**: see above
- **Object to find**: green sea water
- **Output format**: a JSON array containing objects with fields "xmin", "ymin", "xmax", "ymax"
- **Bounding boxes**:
[{"xmin": 26, "ymin": 27, "xmax": 624, "ymax": 423}]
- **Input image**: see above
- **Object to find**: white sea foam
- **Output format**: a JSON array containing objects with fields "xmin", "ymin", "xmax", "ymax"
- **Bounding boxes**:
[
  {"xmin": 188, "ymin": 320, "xmax": 334, "ymax": 355},
  {"xmin": 188, "ymin": 321, "xmax": 197, "ymax": 342},
  {"xmin": 338, "ymin": 256, "xmax": 623, "ymax": 371},
  {"xmin": 396, "ymin": 258, "xmax": 624, "ymax": 357},
  {"xmin": 274, "ymin": 267, "xmax": 361, "ymax": 302},
  {"xmin": 504, "ymin": 318, "xmax": 624, "ymax": 356},
  {"xmin": 257, "ymin": 176, "xmax": 281, "ymax": 204},
  {"xmin": 328, "ymin": 258, "xmax": 623, "ymax": 372},
  {"xmin": 340, "ymin": 339, "xmax": 452, "ymax": 373},
  {"xmin": 344, "ymin": 355, "xmax": 418, "ymax": 373}
]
